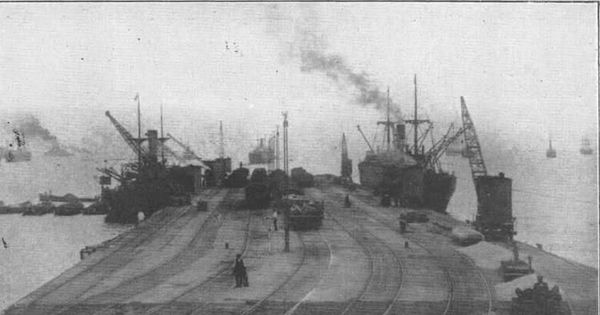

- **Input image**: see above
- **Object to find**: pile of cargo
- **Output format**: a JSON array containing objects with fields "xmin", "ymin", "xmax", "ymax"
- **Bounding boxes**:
[
  {"xmin": 268, "ymin": 169, "xmax": 288, "ymax": 200},
  {"xmin": 54, "ymin": 200, "xmax": 84, "ymax": 216},
  {"xmin": 225, "ymin": 167, "xmax": 249, "ymax": 188},
  {"xmin": 400, "ymin": 211, "xmax": 429, "ymax": 223},
  {"xmin": 291, "ymin": 167, "xmax": 314, "ymax": 188},
  {"xmin": 282, "ymin": 194, "xmax": 324, "ymax": 230},
  {"xmin": 245, "ymin": 168, "xmax": 271, "ymax": 209},
  {"xmin": 451, "ymin": 226, "xmax": 483, "ymax": 246},
  {"xmin": 23, "ymin": 201, "xmax": 55, "ymax": 216},
  {"xmin": 511, "ymin": 276, "xmax": 564, "ymax": 315},
  {"xmin": 82, "ymin": 202, "xmax": 108, "ymax": 215}
]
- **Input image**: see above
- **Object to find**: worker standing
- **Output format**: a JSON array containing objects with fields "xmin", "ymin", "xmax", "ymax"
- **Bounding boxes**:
[
  {"xmin": 272, "ymin": 210, "xmax": 278, "ymax": 231},
  {"xmin": 233, "ymin": 254, "xmax": 245, "ymax": 288},
  {"xmin": 344, "ymin": 194, "xmax": 351, "ymax": 208}
]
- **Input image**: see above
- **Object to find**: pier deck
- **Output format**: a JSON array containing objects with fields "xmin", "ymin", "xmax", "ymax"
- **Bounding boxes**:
[{"xmin": 4, "ymin": 186, "xmax": 597, "ymax": 315}]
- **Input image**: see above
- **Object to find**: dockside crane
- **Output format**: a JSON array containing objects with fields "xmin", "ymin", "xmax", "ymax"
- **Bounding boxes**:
[
  {"xmin": 461, "ymin": 97, "xmax": 487, "ymax": 181},
  {"xmin": 461, "ymin": 97, "xmax": 515, "ymax": 241}
]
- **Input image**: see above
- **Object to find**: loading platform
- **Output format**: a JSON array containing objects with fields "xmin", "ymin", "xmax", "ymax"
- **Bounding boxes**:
[{"xmin": 4, "ymin": 185, "xmax": 597, "ymax": 315}]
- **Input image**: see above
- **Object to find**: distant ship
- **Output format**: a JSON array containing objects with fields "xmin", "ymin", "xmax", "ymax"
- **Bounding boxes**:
[
  {"xmin": 248, "ymin": 138, "xmax": 275, "ymax": 165},
  {"xmin": 2, "ymin": 147, "xmax": 32, "ymax": 162},
  {"xmin": 44, "ymin": 143, "xmax": 73, "ymax": 157},
  {"xmin": 546, "ymin": 138, "xmax": 556, "ymax": 158},
  {"xmin": 357, "ymin": 76, "xmax": 458, "ymax": 212},
  {"xmin": 580, "ymin": 138, "xmax": 593, "ymax": 155}
]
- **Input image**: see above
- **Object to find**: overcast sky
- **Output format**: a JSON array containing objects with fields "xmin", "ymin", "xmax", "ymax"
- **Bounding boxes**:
[{"xmin": 0, "ymin": 3, "xmax": 597, "ymax": 173}]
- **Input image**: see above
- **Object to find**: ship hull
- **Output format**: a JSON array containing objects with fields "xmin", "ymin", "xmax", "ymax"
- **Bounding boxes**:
[{"xmin": 358, "ymin": 161, "xmax": 455, "ymax": 212}]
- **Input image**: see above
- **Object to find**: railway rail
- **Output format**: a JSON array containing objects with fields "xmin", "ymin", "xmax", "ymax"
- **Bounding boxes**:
[
  {"xmin": 317, "ymin": 187, "xmax": 493, "ymax": 315},
  {"xmin": 13, "ymin": 188, "xmax": 223, "ymax": 315},
  {"xmin": 51, "ymin": 189, "xmax": 236, "ymax": 315}
]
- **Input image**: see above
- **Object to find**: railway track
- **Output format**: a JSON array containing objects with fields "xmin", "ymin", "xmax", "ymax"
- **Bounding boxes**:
[
  {"xmin": 49, "ymin": 189, "xmax": 238, "ymax": 315},
  {"xmin": 238, "ymin": 232, "xmax": 310, "ymax": 315},
  {"xmin": 11, "ymin": 188, "xmax": 223, "ymax": 315},
  {"xmin": 319, "ymin": 187, "xmax": 493, "ymax": 315},
  {"xmin": 286, "ymin": 188, "xmax": 405, "ymax": 315},
  {"xmin": 135, "ymin": 205, "xmax": 310, "ymax": 315},
  {"xmin": 327, "ymin": 211, "xmax": 402, "ymax": 315},
  {"xmin": 138, "ymin": 207, "xmax": 254, "ymax": 315}
]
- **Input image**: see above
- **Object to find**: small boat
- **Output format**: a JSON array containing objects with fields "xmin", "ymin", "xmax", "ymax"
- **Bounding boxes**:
[
  {"xmin": 546, "ymin": 138, "xmax": 556, "ymax": 158},
  {"xmin": 580, "ymin": 138, "xmax": 593, "ymax": 155},
  {"xmin": 22, "ymin": 201, "xmax": 55, "ymax": 216},
  {"xmin": 54, "ymin": 201, "xmax": 83, "ymax": 216}
]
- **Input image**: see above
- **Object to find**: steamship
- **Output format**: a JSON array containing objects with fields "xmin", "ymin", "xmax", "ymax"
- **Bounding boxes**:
[{"xmin": 357, "ymin": 76, "xmax": 456, "ymax": 212}]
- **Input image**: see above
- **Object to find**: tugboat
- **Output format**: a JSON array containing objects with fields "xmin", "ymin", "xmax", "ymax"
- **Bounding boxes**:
[
  {"xmin": 357, "ymin": 76, "xmax": 461, "ymax": 212},
  {"xmin": 580, "ymin": 137, "xmax": 593, "ymax": 155},
  {"xmin": 546, "ymin": 138, "xmax": 556, "ymax": 158}
]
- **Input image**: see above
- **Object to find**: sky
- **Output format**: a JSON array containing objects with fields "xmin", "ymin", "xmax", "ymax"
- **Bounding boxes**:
[{"xmin": 0, "ymin": 2, "xmax": 597, "ymax": 174}]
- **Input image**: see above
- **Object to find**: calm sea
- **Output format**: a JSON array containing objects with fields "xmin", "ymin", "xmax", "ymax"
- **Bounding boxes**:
[{"xmin": 444, "ymin": 150, "xmax": 598, "ymax": 268}]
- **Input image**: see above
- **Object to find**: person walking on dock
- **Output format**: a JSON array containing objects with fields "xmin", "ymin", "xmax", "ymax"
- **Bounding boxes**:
[
  {"xmin": 233, "ymin": 254, "xmax": 249, "ymax": 288},
  {"xmin": 2, "ymin": 237, "xmax": 7, "ymax": 249}
]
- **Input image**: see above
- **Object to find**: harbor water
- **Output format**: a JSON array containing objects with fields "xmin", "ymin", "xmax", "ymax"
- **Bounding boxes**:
[{"xmin": 0, "ymin": 214, "xmax": 130, "ymax": 311}]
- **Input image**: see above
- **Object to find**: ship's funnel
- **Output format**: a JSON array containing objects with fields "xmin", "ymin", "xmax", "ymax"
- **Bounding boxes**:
[
  {"xmin": 394, "ymin": 123, "xmax": 406, "ymax": 150},
  {"xmin": 146, "ymin": 129, "xmax": 158, "ymax": 162}
]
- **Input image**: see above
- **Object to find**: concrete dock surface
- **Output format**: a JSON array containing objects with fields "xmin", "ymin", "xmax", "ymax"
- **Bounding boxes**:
[{"xmin": 4, "ymin": 185, "xmax": 597, "ymax": 315}]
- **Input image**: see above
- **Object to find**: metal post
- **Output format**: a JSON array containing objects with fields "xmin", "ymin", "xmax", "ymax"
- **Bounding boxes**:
[
  {"xmin": 282, "ymin": 112, "xmax": 290, "ymax": 252},
  {"xmin": 136, "ymin": 93, "xmax": 142, "ymax": 166},
  {"xmin": 282, "ymin": 112, "xmax": 289, "ymax": 176},
  {"xmin": 276, "ymin": 125, "xmax": 280, "ymax": 170},
  {"xmin": 413, "ymin": 75, "xmax": 418, "ymax": 154}
]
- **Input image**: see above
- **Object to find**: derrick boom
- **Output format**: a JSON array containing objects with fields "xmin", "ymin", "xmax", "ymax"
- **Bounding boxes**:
[
  {"xmin": 105, "ymin": 111, "xmax": 147, "ymax": 158},
  {"xmin": 167, "ymin": 133, "xmax": 201, "ymax": 160}
]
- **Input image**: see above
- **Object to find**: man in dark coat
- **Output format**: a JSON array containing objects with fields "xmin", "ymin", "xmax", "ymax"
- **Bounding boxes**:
[
  {"xmin": 233, "ymin": 254, "xmax": 249, "ymax": 287},
  {"xmin": 233, "ymin": 254, "xmax": 245, "ymax": 287}
]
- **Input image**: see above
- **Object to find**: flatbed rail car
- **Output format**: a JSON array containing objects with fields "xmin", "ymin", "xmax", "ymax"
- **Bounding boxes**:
[{"xmin": 282, "ymin": 194, "xmax": 324, "ymax": 230}]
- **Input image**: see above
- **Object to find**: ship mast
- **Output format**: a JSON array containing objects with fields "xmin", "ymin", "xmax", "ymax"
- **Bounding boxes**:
[
  {"xmin": 413, "ymin": 75, "xmax": 418, "ymax": 153},
  {"xmin": 386, "ymin": 87, "xmax": 391, "ymax": 151},
  {"xmin": 404, "ymin": 74, "xmax": 430, "ymax": 155},
  {"xmin": 377, "ymin": 87, "xmax": 395, "ymax": 152}
]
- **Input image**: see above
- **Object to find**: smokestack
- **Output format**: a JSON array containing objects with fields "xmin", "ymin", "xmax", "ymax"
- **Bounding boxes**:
[
  {"xmin": 394, "ymin": 124, "xmax": 406, "ymax": 151},
  {"xmin": 146, "ymin": 130, "xmax": 158, "ymax": 162}
]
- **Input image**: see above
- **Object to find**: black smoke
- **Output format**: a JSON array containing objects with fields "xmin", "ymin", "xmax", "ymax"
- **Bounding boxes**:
[
  {"xmin": 15, "ymin": 115, "xmax": 57, "ymax": 142},
  {"xmin": 300, "ymin": 50, "xmax": 399, "ymax": 116},
  {"xmin": 267, "ymin": 6, "xmax": 403, "ymax": 119}
]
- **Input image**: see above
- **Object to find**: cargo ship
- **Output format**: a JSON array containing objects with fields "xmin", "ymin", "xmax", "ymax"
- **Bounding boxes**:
[
  {"xmin": 580, "ymin": 137, "xmax": 593, "ymax": 155},
  {"xmin": 248, "ymin": 138, "xmax": 275, "ymax": 165},
  {"xmin": 357, "ymin": 76, "xmax": 458, "ymax": 212},
  {"xmin": 3, "ymin": 147, "xmax": 32, "ymax": 162},
  {"xmin": 546, "ymin": 138, "xmax": 556, "ymax": 158}
]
